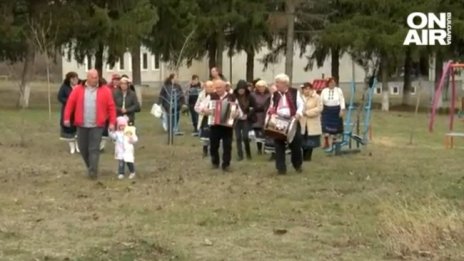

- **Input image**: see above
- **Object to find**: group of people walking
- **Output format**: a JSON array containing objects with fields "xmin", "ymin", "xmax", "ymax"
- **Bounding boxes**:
[
  {"xmin": 58, "ymin": 66, "xmax": 346, "ymax": 179},
  {"xmin": 58, "ymin": 69, "xmax": 140, "ymax": 179},
  {"xmin": 186, "ymin": 68, "xmax": 346, "ymax": 175}
]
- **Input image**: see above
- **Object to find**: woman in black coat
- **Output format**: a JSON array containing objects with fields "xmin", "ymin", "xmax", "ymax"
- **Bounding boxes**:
[
  {"xmin": 113, "ymin": 76, "xmax": 141, "ymax": 125},
  {"xmin": 57, "ymin": 71, "xmax": 79, "ymax": 154}
]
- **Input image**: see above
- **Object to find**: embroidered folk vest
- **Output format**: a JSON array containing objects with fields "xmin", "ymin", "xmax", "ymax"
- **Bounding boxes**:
[{"xmin": 272, "ymin": 88, "xmax": 297, "ymax": 116}]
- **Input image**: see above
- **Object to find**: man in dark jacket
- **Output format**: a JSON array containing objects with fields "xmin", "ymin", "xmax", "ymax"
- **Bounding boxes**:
[
  {"xmin": 113, "ymin": 76, "xmax": 140, "ymax": 125},
  {"xmin": 185, "ymin": 74, "xmax": 202, "ymax": 135}
]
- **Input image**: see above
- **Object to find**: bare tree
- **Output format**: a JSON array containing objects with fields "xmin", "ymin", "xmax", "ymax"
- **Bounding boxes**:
[
  {"xmin": 27, "ymin": 10, "xmax": 59, "ymax": 120},
  {"xmin": 285, "ymin": 0, "xmax": 297, "ymax": 83}
]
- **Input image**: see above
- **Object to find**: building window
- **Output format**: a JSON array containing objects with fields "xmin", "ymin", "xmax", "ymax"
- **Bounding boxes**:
[
  {"xmin": 141, "ymin": 53, "xmax": 148, "ymax": 71},
  {"xmin": 152, "ymin": 55, "xmax": 160, "ymax": 70},
  {"xmin": 118, "ymin": 56, "xmax": 125, "ymax": 71},
  {"xmin": 410, "ymin": 85, "xmax": 416, "ymax": 95},
  {"xmin": 390, "ymin": 86, "xmax": 400, "ymax": 95},
  {"xmin": 106, "ymin": 63, "xmax": 114, "ymax": 72},
  {"xmin": 375, "ymin": 87, "xmax": 382, "ymax": 94}
]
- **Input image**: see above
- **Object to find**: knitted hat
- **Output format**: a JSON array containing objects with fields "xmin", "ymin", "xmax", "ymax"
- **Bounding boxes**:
[{"xmin": 117, "ymin": 116, "xmax": 128, "ymax": 127}]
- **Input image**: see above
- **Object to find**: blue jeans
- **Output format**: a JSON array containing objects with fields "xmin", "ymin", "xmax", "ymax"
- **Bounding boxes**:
[
  {"xmin": 189, "ymin": 105, "xmax": 198, "ymax": 132},
  {"xmin": 118, "ymin": 160, "xmax": 135, "ymax": 174},
  {"xmin": 162, "ymin": 111, "xmax": 180, "ymax": 132},
  {"xmin": 167, "ymin": 111, "xmax": 180, "ymax": 133}
]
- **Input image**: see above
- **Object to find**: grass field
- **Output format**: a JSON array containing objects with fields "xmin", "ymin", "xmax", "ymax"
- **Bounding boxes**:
[{"xmin": 1, "ymin": 82, "xmax": 464, "ymax": 260}]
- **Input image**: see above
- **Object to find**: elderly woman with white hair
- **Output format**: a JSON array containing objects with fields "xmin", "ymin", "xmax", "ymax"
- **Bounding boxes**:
[
  {"xmin": 267, "ymin": 73, "xmax": 304, "ymax": 175},
  {"xmin": 249, "ymin": 79, "xmax": 271, "ymax": 155},
  {"xmin": 194, "ymin": 80, "xmax": 215, "ymax": 158}
]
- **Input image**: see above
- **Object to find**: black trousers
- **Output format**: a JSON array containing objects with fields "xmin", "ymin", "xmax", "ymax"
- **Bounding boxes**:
[
  {"xmin": 274, "ymin": 124, "xmax": 303, "ymax": 172},
  {"xmin": 234, "ymin": 120, "xmax": 251, "ymax": 159},
  {"xmin": 210, "ymin": 125, "xmax": 233, "ymax": 168}
]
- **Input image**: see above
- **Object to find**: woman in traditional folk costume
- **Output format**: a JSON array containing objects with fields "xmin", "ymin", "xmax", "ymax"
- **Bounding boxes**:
[
  {"xmin": 249, "ymin": 80, "xmax": 271, "ymax": 155},
  {"xmin": 299, "ymin": 82, "xmax": 323, "ymax": 161},
  {"xmin": 194, "ymin": 80, "xmax": 215, "ymax": 157},
  {"xmin": 58, "ymin": 71, "xmax": 80, "ymax": 154},
  {"xmin": 320, "ymin": 77, "xmax": 346, "ymax": 151}
]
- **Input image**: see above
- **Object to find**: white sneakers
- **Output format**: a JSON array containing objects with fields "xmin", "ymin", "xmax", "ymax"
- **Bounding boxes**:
[
  {"xmin": 117, "ymin": 173, "xmax": 136, "ymax": 180},
  {"xmin": 69, "ymin": 142, "xmax": 76, "ymax": 154},
  {"xmin": 100, "ymin": 140, "xmax": 107, "ymax": 151},
  {"xmin": 68, "ymin": 141, "xmax": 80, "ymax": 154}
]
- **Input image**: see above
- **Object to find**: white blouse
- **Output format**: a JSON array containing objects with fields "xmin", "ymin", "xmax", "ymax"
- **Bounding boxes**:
[{"xmin": 320, "ymin": 87, "xmax": 346, "ymax": 110}]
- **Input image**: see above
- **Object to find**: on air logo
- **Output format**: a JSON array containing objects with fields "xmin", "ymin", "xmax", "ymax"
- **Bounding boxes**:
[{"xmin": 403, "ymin": 12, "xmax": 452, "ymax": 46}]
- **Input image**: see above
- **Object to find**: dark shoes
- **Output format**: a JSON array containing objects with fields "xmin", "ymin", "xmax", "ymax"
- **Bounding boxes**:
[
  {"xmin": 277, "ymin": 167, "xmax": 302, "ymax": 175},
  {"xmin": 268, "ymin": 154, "xmax": 276, "ymax": 161},
  {"xmin": 212, "ymin": 164, "xmax": 231, "ymax": 173}
]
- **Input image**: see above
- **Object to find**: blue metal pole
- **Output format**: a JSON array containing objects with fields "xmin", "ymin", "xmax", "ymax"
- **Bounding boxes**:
[
  {"xmin": 174, "ymin": 87, "xmax": 178, "ymax": 136},
  {"xmin": 363, "ymin": 77, "xmax": 377, "ymax": 143}
]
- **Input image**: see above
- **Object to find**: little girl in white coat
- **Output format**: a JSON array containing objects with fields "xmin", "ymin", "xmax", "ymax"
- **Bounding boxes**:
[{"xmin": 110, "ymin": 116, "xmax": 138, "ymax": 179}]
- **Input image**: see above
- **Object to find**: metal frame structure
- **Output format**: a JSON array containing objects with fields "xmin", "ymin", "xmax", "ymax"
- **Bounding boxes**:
[
  {"xmin": 429, "ymin": 61, "xmax": 464, "ymax": 148},
  {"xmin": 159, "ymin": 84, "xmax": 181, "ymax": 145},
  {"xmin": 429, "ymin": 61, "xmax": 464, "ymax": 132}
]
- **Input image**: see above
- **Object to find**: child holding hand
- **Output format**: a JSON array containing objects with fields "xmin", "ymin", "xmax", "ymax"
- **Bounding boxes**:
[{"xmin": 110, "ymin": 116, "xmax": 138, "ymax": 179}]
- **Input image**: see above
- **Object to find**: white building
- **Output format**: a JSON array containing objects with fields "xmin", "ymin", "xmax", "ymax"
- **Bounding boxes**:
[{"xmin": 61, "ymin": 45, "xmax": 368, "ymax": 87}]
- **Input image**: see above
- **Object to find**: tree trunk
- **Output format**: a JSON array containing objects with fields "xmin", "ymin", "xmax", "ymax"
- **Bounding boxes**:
[
  {"xmin": 381, "ymin": 56, "xmax": 389, "ymax": 112},
  {"xmin": 45, "ymin": 55, "xmax": 52, "ymax": 120},
  {"xmin": 18, "ymin": 39, "xmax": 35, "ymax": 109},
  {"xmin": 131, "ymin": 46, "xmax": 142, "ymax": 85},
  {"xmin": 331, "ymin": 47, "xmax": 340, "ymax": 84},
  {"xmin": 216, "ymin": 36, "xmax": 224, "ymax": 71},
  {"xmin": 285, "ymin": 0, "xmax": 296, "ymax": 84},
  {"xmin": 94, "ymin": 42, "xmax": 104, "ymax": 78},
  {"xmin": 208, "ymin": 40, "xmax": 217, "ymax": 71},
  {"xmin": 246, "ymin": 50, "xmax": 255, "ymax": 82},
  {"xmin": 419, "ymin": 54, "xmax": 428, "ymax": 77},
  {"xmin": 402, "ymin": 48, "xmax": 413, "ymax": 105}
]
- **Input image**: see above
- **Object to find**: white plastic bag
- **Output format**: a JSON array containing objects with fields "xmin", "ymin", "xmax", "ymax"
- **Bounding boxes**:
[
  {"xmin": 248, "ymin": 130, "xmax": 256, "ymax": 141},
  {"xmin": 150, "ymin": 103, "xmax": 163, "ymax": 118}
]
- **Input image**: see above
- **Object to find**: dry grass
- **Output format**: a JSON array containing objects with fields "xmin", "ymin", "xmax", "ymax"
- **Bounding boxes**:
[
  {"xmin": 1, "ymin": 82, "xmax": 464, "ymax": 260},
  {"xmin": 378, "ymin": 197, "xmax": 464, "ymax": 260}
]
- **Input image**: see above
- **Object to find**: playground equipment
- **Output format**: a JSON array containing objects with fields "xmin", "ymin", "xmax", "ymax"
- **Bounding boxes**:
[
  {"xmin": 316, "ymin": 67, "xmax": 377, "ymax": 156},
  {"xmin": 429, "ymin": 61, "xmax": 464, "ymax": 148}
]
